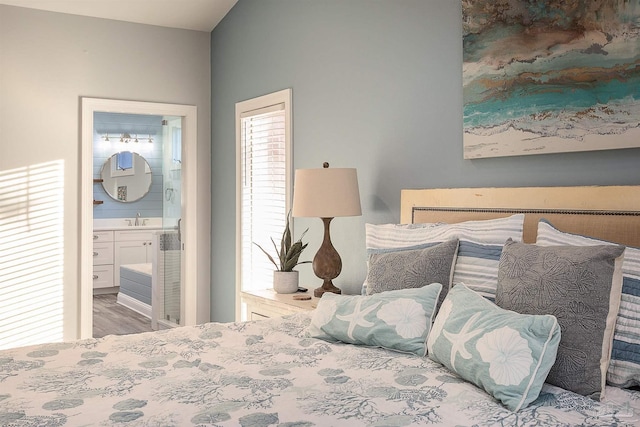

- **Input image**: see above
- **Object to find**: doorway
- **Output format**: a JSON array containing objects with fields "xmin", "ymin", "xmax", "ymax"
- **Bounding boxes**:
[
  {"xmin": 92, "ymin": 111, "xmax": 182, "ymax": 335},
  {"xmin": 80, "ymin": 98, "xmax": 206, "ymax": 339}
]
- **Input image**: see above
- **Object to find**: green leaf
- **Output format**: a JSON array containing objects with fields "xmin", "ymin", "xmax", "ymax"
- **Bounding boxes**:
[
  {"xmin": 283, "ymin": 214, "xmax": 292, "ymax": 251},
  {"xmin": 253, "ymin": 242, "xmax": 279, "ymax": 270},
  {"xmin": 271, "ymin": 237, "xmax": 285, "ymax": 270},
  {"xmin": 253, "ymin": 212, "xmax": 310, "ymax": 272}
]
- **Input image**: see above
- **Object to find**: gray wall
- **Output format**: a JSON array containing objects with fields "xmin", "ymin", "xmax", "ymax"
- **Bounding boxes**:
[
  {"xmin": 210, "ymin": 0, "xmax": 640, "ymax": 322},
  {"xmin": 0, "ymin": 5, "xmax": 211, "ymax": 341}
]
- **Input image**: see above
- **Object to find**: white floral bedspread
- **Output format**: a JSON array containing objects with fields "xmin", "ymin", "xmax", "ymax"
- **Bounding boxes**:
[{"xmin": 1, "ymin": 313, "xmax": 639, "ymax": 426}]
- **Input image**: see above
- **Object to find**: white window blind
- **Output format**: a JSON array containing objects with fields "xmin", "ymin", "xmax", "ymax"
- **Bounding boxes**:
[{"xmin": 240, "ymin": 103, "xmax": 287, "ymax": 292}]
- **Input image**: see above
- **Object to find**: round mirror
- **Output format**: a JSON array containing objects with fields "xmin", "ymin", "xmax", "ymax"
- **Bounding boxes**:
[{"xmin": 100, "ymin": 151, "xmax": 152, "ymax": 203}]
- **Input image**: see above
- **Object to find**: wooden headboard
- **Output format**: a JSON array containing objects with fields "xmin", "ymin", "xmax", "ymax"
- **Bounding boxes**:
[{"xmin": 400, "ymin": 186, "xmax": 640, "ymax": 247}]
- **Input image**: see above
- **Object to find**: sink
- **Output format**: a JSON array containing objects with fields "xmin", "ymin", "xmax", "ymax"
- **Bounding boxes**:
[{"xmin": 93, "ymin": 217, "xmax": 163, "ymax": 230}]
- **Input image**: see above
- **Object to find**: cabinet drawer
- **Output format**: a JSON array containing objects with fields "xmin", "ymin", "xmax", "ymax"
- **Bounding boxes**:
[
  {"xmin": 249, "ymin": 311, "xmax": 269, "ymax": 321},
  {"xmin": 115, "ymin": 230, "xmax": 155, "ymax": 242},
  {"xmin": 92, "ymin": 230, "xmax": 114, "ymax": 243},
  {"xmin": 93, "ymin": 265, "xmax": 114, "ymax": 289},
  {"xmin": 93, "ymin": 242, "xmax": 114, "ymax": 265},
  {"xmin": 246, "ymin": 303, "xmax": 298, "ymax": 319}
]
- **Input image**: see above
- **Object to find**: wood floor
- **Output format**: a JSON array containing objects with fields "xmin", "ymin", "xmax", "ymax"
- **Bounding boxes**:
[{"xmin": 93, "ymin": 293, "xmax": 154, "ymax": 338}]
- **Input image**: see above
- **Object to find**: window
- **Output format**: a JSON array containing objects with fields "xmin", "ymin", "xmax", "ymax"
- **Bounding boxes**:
[
  {"xmin": 235, "ymin": 89, "xmax": 292, "ymax": 315},
  {"xmin": 116, "ymin": 151, "xmax": 133, "ymax": 171},
  {"xmin": 110, "ymin": 151, "xmax": 134, "ymax": 177}
]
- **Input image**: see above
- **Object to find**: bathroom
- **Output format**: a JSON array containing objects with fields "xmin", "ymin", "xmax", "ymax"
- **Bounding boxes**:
[{"xmin": 92, "ymin": 111, "xmax": 182, "ymax": 337}]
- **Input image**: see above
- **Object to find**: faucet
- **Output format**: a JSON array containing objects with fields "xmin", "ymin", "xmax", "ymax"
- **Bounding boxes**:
[{"xmin": 135, "ymin": 212, "xmax": 141, "ymax": 226}]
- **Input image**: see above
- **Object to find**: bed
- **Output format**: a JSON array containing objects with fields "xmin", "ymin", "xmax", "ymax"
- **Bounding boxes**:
[{"xmin": 2, "ymin": 185, "xmax": 640, "ymax": 426}]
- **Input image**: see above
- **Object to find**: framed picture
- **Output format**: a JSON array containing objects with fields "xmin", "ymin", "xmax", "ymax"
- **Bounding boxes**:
[
  {"xmin": 463, "ymin": 1, "xmax": 640, "ymax": 159},
  {"xmin": 117, "ymin": 185, "xmax": 127, "ymax": 201}
]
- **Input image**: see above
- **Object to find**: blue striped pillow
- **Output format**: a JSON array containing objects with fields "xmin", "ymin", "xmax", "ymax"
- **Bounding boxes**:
[
  {"xmin": 366, "ymin": 214, "xmax": 524, "ymax": 301},
  {"xmin": 536, "ymin": 219, "xmax": 640, "ymax": 388}
]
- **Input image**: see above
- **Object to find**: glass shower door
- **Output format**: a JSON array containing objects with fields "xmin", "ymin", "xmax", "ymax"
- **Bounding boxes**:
[{"xmin": 152, "ymin": 116, "xmax": 182, "ymax": 329}]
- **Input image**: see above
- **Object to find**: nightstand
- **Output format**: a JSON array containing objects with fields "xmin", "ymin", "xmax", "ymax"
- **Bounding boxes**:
[{"xmin": 240, "ymin": 288, "xmax": 318, "ymax": 320}]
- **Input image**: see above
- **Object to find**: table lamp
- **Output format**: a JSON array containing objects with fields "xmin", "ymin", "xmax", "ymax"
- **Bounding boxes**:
[{"xmin": 292, "ymin": 162, "xmax": 362, "ymax": 297}]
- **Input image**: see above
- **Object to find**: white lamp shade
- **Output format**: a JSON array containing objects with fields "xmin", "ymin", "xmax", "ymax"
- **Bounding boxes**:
[{"xmin": 292, "ymin": 167, "xmax": 362, "ymax": 218}]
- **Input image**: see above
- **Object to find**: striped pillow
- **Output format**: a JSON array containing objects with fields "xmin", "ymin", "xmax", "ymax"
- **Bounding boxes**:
[
  {"xmin": 366, "ymin": 214, "xmax": 524, "ymax": 301},
  {"xmin": 536, "ymin": 219, "xmax": 640, "ymax": 388}
]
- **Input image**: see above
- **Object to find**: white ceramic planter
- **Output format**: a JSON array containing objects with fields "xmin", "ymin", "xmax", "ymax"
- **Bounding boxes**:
[{"xmin": 273, "ymin": 271, "xmax": 299, "ymax": 294}]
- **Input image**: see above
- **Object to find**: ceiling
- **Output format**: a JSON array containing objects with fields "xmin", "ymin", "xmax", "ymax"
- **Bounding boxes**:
[{"xmin": 0, "ymin": 0, "xmax": 238, "ymax": 32}]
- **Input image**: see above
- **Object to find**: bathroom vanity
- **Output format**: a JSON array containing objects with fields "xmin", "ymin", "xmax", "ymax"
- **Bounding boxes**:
[{"xmin": 92, "ymin": 218, "xmax": 162, "ymax": 292}]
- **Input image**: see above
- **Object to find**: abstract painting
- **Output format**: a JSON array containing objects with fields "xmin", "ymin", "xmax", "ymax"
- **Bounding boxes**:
[{"xmin": 463, "ymin": 1, "xmax": 640, "ymax": 159}]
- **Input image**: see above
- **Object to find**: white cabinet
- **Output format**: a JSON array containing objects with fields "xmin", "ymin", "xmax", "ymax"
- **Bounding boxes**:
[
  {"xmin": 93, "ymin": 265, "xmax": 114, "ymax": 289},
  {"xmin": 92, "ymin": 228, "xmax": 160, "ymax": 291},
  {"xmin": 93, "ymin": 242, "xmax": 114, "ymax": 265},
  {"xmin": 92, "ymin": 231, "xmax": 114, "ymax": 289},
  {"xmin": 114, "ymin": 230, "xmax": 156, "ymax": 288}
]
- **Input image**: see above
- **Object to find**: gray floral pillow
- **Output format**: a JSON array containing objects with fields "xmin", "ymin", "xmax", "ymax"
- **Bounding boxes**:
[
  {"xmin": 366, "ymin": 239, "xmax": 459, "ymax": 309},
  {"xmin": 495, "ymin": 239, "xmax": 625, "ymax": 399}
]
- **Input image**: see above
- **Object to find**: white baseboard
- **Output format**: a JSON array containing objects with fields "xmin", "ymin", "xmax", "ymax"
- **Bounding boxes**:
[
  {"xmin": 94, "ymin": 287, "xmax": 118, "ymax": 295},
  {"xmin": 117, "ymin": 293, "xmax": 151, "ymax": 319}
]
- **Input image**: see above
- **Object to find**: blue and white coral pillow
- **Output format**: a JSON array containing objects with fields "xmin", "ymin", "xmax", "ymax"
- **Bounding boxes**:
[
  {"xmin": 366, "ymin": 214, "xmax": 524, "ymax": 300},
  {"xmin": 427, "ymin": 284, "xmax": 561, "ymax": 412},
  {"xmin": 308, "ymin": 284, "xmax": 442, "ymax": 356},
  {"xmin": 536, "ymin": 219, "xmax": 640, "ymax": 388}
]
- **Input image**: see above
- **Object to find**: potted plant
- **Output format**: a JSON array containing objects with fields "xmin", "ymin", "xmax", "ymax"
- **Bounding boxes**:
[{"xmin": 254, "ymin": 213, "xmax": 311, "ymax": 293}]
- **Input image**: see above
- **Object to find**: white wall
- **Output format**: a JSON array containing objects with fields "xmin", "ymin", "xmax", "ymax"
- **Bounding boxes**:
[{"xmin": 0, "ymin": 5, "xmax": 211, "ymax": 344}]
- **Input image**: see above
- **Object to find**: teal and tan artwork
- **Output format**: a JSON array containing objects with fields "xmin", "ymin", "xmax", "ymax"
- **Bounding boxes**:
[{"xmin": 463, "ymin": 1, "xmax": 640, "ymax": 159}]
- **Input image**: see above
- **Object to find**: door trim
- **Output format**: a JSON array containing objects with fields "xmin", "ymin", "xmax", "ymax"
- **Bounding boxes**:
[{"xmin": 81, "ymin": 98, "xmax": 201, "ymax": 339}]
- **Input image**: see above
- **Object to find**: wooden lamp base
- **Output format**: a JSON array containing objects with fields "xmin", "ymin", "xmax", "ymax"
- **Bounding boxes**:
[{"xmin": 312, "ymin": 217, "xmax": 342, "ymax": 298}]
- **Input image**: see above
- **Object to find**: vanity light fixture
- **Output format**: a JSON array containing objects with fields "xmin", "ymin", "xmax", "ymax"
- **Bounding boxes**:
[
  {"xmin": 119, "ymin": 133, "xmax": 134, "ymax": 143},
  {"xmin": 102, "ymin": 132, "xmax": 153, "ymax": 143},
  {"xmin": 104, "ymin": 132, "xmax": 153, "ymax": 143}
]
